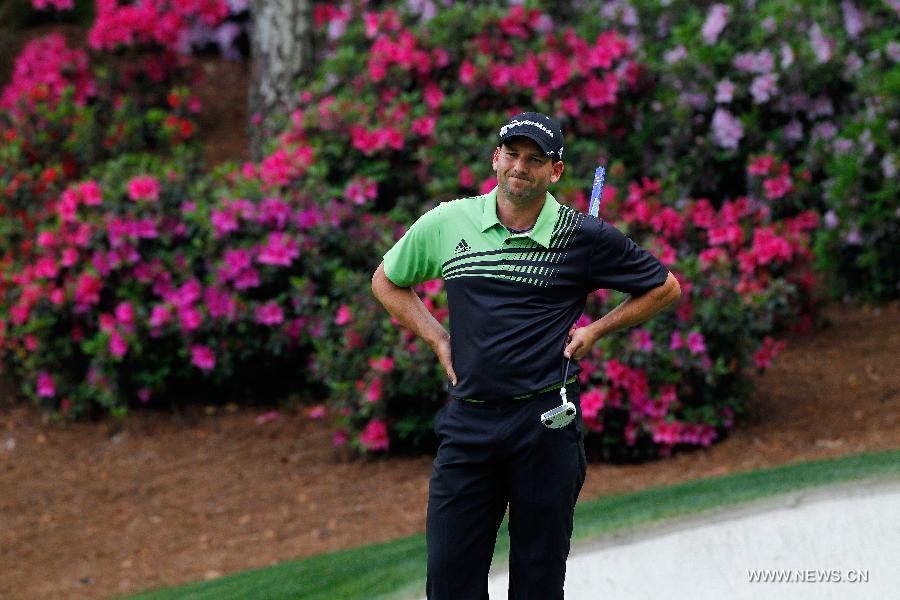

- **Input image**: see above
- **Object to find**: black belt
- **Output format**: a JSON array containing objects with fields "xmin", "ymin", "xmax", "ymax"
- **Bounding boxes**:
[{"xmin": 458, "ymin": 376, "xmax": 577, "ymax": 404}]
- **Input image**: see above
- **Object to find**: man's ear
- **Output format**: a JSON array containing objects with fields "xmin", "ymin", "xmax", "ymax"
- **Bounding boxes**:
[
  {"xmin": 550, "ymin": 161, "xmax": 564, "ymax": 184},
  {"xmin": 492, "ymin": 146, "xmax": 501, "ymax": 172}
]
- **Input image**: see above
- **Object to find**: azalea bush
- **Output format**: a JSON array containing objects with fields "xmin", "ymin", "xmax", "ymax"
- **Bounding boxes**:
[
  {"xmin": 574, "ymin": 170, "xmax": 818, "ymax": 461},
  {"xmin": 575, "ymin": 0, "xmax": 899, "ymax": 300},
  {"xmin": 291, "ymin": 1, "xmax": 818, "ymax": 457}
]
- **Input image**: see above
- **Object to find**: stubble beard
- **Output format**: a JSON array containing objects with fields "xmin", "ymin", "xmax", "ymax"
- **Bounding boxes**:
[{"xmin": 499, "ymin": 172, "xmax": 547, "ymax": 207}]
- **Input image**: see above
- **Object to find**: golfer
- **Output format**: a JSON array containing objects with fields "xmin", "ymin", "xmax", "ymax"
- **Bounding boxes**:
[{"xmin": 372, "ymin": 112, "xmax": 681, "ymax": 599}]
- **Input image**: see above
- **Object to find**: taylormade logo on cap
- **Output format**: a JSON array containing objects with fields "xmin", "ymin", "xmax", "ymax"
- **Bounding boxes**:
[{"xmin": 499, "ymin": 119, "xmax": 554, "ymax": 139}]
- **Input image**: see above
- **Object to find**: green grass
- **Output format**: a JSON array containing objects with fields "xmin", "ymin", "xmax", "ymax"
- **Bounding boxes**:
[{"xmin": 124, "ymin": 448, "xmax": 900, "ymax": 600}]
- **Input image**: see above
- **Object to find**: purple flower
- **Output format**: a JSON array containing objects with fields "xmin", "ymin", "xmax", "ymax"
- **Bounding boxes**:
[
  {"xmin": 711, "ymin": 108, "xmax": 744, "ymax": 150},
  {"xmin": 715, "ymin": 79, "xmax": 734, "ymax": 103},
  {"xmin": 844, "ymin": 53, "xmax": 863, "ymax": 77},
  {"xmin": 733, "ymin": 50, "xmax": 773, "ymax": 73},
  {"xmin": 887, "ymin": 41, "xmax": 900, "ymax": 63},
  {"xmin": 664, "ymin": 45, "xmax": 687, "ymax": 64},
  {"xmin": 750, "ymin": 74, "xmax": 778, "ymax": 104},
  {"xmin": 761, "ymin": 16, "xmax": 777, "ymax": 33},
  {"xmin": 810, "ymin": 23, "xmax": 833, "ymax": 63},
  {"xmin": 811, "ymin": 122, "xmax": 838, "ymax": 142},
  {"xmin": 809, "ymin": 97, "xmax": 834, "ymax": 118},
  {"xmin": 841, "ymin": 1, "xmax": 864, "ymax": 40},
  {"xmin": 833, "ymin": 138, "xmax": 853, "ymax": 154},
  {"xmin": 783, "ymin": 119, "xmax": 803, "ymax": 142},
  {"xmin": 780, "ymin": 43, "xmax": 794, "ymax": 69},
  {"xmin": 824, "ymin": 210, "xmax": 840, "ymax": 230},
  {"xmin": 844, "ymin": 228, "xmax": 862, "ymax": 245},
  {"xmin": 702, "ymin": 4, "xmax": 730, "ymax": 44},
  {"xmin": 882, "ymin": 155, "xmax": 897, "ymax": 178}
]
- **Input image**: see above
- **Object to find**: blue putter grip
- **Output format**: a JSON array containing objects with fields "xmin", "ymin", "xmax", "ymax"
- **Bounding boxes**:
[{"xmin": 588, "ymin": 166, "xmax": 606, "ymax": 219}]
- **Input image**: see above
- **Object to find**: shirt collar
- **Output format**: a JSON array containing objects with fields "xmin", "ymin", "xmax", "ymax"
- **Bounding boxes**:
[{"xmin": 480, "ymin": 186, "xmax": 560, "ymax": 248}]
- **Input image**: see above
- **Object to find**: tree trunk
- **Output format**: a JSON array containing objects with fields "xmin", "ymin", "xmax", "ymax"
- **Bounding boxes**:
[{"xmin": 248, "ymin": 0, "xmax": 313, "ymax": 161}]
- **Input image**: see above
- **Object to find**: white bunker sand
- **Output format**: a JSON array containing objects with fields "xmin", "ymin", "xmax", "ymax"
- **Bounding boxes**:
[{"xmin": 483, "ymin": 477, "xmax": 900, "ymax": 600}]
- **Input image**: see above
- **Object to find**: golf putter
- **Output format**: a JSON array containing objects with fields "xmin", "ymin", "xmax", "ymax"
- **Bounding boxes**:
[{"xmin": 541, "ymin": 166, "xmax": 607, "ymax": 429}]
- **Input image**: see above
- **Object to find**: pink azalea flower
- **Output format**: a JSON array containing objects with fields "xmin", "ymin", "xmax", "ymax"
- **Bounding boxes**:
[
  {"xmin": 149, "ymin": 304, "xmax": 172, "ymax": 327},
  {"xmin": 37, "ymin": 371, "xmax": 55, "ymax": 398},
  {"xmin": 580, "ymin": 388, "xmax": 606, "ymax": 420},
  {"xmin": 458, "ymin": 165, "xmax": 475, "ymax": 188},
  {"xmin": 232, "ymin": 267, "xmax": 260, "ymax": 290},
  {"xmin": 127, "ymin": 175, "xmax": 160, "ymax": 202},
  {"xmin": 753, "ymin": 336, "xmax": 787, "ymax": 369},
  {"xmin": 307, "ymin": 404, "xmax": 327, "ymax": 420},
  {"xmin": 115, "ymin": 301, "xmax": 134, "ymax": 326},
  {"xmin": 190, "ymin": 345, "xmax": 216, "ymax": 371},
  {"xmin": 255, "ymin": 301, "xmax": 284, "ymax": 325},
  {"xmin": 763, "ymin": 174, "xmax": 794, "ymax": 200},
  {"xmin": 332, "ymin": 428, "xmax": 349, "ymax": 447},
  {"xmin": 109, "ymin": 330, "xmax": 128, "ymax": 358},
  {"xmin": 365, "ymin": 378, "xmax": 383, "ymax": 403},
  {"xmin": 255, "ymin": 410, "xmax": 281, "ymax": 425},
  {"xmin": 368, "ymin": 356, "xmax": 395, "ymax": 373},
  {"xmin": 257, "ymin": 232, "xmax": 299, "ymax": 266},
  {"xmin": 204, "ymin": 287, "xmax": 236, "ymax": 320},
  {"xmin": 57, "ymin": 188, "xmax": 79, "ymax": 222},
  {"xmin": 334, "ymin": 304, "xmax": 352, "ymax": 326},
  {"xmin": 687, "ymin": 331, "xmax": 707, "ymax": 355},
  {"xmin": 423, "ymin": 82, "xmax": 444, "ymax": 109},
  {"xmin": 178, "ymin": 306, "xmax": 204, "ymax": 331},
  {"xmin": 359, "ymin": 419, "xmax": 390, "ymax": 452},
  {"xmin": 79, "ymin": 180, "xmax": 102, "ymax": 205},
  {"xmin": 748, "ymin": 155, "xmax": 777, "ymax": 176},
  {"xmin": 210, "ymin": 208, "xmax": 239, "ymax": 238},
  {"xmin": 629, "ymin": 329, "xmax": 654, "ymax": 352},
  {"xmin": 138, "ymin": 388, "xmax": 151, "ymax": 403},
  {"xmin": 459, "ymin": 60, "xmax": 476, "ymax": 85}
]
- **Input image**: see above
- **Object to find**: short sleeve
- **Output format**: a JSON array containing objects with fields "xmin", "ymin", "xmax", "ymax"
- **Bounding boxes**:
[
  {"xmin": 382, "ymin": 204, "xmax": 445, "ymax": 287},
  {"xmin": 587, "ymin": 219, "xmax": 668, "ymax": 295}
]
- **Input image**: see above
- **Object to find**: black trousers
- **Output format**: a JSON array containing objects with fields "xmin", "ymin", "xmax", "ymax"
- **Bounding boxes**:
[{"xmin": 426, "ymin": 383, "xmax": 587, "ymax": 599}]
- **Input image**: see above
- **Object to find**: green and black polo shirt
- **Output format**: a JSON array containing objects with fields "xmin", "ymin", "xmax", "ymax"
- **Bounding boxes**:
[{"xmin": 383, "ymin": 186, "xmax": 668, "ymax": 400}]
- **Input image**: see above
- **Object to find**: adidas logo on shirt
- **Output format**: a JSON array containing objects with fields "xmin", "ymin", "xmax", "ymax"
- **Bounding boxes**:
[{"xmin": 455, "ymin": 239, "xmax": 471, "ymax": 253}]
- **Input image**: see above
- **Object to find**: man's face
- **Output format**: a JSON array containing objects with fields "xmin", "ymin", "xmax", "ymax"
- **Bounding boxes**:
[{"xmin": 492, "ymin": 137, "xmax": 564, "ymax": 206}]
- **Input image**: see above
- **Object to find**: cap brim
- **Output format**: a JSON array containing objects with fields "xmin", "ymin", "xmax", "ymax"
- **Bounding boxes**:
[{"xmin": 498, "ymin": 132, "xmax": 558, "ymax": 160}]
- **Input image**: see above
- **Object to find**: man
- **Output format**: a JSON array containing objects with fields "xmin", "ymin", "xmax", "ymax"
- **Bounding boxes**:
[{"xmin": 371, "ymin": 112, "xmax": 681, "ymax": 599}]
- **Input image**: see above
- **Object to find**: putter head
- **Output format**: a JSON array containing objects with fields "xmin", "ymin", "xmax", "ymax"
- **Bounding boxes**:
[{"xmin": 540, "ymin": 401, "xmax": 576, "ymax": 429}]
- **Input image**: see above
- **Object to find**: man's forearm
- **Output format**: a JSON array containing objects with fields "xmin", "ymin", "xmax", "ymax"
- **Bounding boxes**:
[
  {"xmin": 586, "ymin": 272, "xmax": 682, "ymax": 341},
  {"xmin": 371, "ymin": 262, "xmax": 448, "ymax": 348}
]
